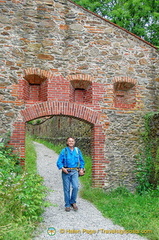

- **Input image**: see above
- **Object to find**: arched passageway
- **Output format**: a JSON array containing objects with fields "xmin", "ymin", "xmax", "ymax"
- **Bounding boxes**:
[
  {"xmin": 26, "ymin": 115, "xmax": 92, "ymax": 155},
  {"xmin": 10, "ymin": 101, "xmax": 106, "ymax": 187}
]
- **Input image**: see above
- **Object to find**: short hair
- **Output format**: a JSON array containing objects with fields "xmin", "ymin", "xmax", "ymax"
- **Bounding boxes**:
[{"xmin": 66, "ymin": 137, "xmax": 75, "ymax": 146}]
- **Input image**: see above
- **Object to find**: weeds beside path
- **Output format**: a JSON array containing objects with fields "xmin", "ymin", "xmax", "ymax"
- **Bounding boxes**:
[{"xmin": 0, "ymin": 137, "xmax": 47, "ymax": 240}]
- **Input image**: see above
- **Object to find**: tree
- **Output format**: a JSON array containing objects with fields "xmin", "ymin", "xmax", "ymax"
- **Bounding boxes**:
[{"xmin": 72, "ymin": 0, "xmax": 159, "ymax": 47}]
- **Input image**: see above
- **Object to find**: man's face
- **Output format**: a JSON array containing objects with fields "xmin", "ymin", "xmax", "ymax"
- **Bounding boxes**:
[{"xmin": 67, "ymin": 138, "xmax": 75, "ymax": 148}]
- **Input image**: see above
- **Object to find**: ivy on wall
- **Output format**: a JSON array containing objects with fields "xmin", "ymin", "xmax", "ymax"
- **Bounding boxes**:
[{"xmin": 135, "ymin": 112, "xmax": 159, "ymax": 193}]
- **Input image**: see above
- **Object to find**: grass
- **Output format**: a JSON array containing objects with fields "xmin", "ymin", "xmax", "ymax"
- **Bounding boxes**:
[
  {"xmin": 33, "ymin": 137, "xmax": 159, "ymax": 240},
  {"xmin": 25, "ymin": 134, "xmax": 37, "ymax": 173},
  {"xmin": 80, "ymin": 155, "xmax": 159, "ymax": 240}
]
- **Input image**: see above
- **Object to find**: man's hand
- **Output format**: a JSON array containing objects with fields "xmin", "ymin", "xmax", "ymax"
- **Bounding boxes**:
[
  {"xmin": 79, "ymin": 169, "xmax": 85, "ymax": 176},
  {"xmin": 62, "ymin": 167, "xmax": 68, "ymax": 174}
]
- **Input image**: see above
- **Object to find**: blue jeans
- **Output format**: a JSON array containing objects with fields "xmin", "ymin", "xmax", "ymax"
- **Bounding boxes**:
[{"xmin": 62, "ymin": 170, "xmax": 79, "ymax": 207}]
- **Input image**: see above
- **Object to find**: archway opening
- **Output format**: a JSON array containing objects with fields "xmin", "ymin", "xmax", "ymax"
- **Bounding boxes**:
[
  {"xmin": 10, "ymin": 101, "xmax": 106, "ymax": 187},
  {"xmin": 26, "ymin": 115, "xmax": 93, "ymax": 156}
]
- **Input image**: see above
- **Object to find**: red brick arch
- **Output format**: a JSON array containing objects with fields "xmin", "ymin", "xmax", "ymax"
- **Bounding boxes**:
[
  {"xmin": 24, "ymin": 68, "xmax": 54, "ymax": 81},
  {"xmin": 11, "ymin": 101, "xmax": 106, "ymax": 187},
  {"xmin": 112, "ymin": 76, "xmax": 137, "ymax": 84},
  {"xmin": 67, "ymin": 74, "xmax": 93, "ymax": 82},
  {"xmin": 21, "ymin": 101, "xmax": 100, "ymax": 124}
]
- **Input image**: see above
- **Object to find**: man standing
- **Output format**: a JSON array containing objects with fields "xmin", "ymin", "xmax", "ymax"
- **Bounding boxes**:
[{"xmin": 56, "ymin": 137, "xmax": 85, "ymax": 212}]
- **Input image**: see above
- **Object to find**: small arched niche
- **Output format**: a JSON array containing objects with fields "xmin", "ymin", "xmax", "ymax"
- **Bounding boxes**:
[
  {"xmin": 20, "ymin": 69, "xmax": 48, "ymax": 101},
  {"xmin": 113, "ymin": 77, "xmax": 137, "ymax": 108},
  {"xmin": 70, "ymin": 79, "xmax": 92, "ymax": 104}
]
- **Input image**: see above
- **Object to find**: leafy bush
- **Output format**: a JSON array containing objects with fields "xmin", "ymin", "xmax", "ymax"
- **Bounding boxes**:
[
  {"xmin": 0, "ymin": 140, "xmax": 48, "ymax": 240},
  {"xmin": 135, "ymin": 112, "xmax": 159, "ymax": 194},
  {"xmin": 155, "ymin": 147, "xmax": 159, "ymax": 183},
  {"xmin": 135, "ymin": 151, "xmax": 153, "ymax": 194}
]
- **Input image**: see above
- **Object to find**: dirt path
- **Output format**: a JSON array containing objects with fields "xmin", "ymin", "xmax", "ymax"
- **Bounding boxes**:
[{"xmin": 33, "ymin": 142, "xmax": 147, "ymax": 240}]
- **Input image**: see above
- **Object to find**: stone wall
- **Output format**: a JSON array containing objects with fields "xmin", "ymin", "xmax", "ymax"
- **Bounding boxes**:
[{"xmin": 0, "ymin": 0, "xmax": 159, "ymax": 190}]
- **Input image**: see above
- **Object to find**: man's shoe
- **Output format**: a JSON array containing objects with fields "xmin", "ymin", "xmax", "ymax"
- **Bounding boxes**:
[
  {"xmin": 71, "ymin": 203, "xmax": 78, "ymax": 211},
  {"xmin": 65, "ymin": 207, "xmax": 70, "ymax": 212}
]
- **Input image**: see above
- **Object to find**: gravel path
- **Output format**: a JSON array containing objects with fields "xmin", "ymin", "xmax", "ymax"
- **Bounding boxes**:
[{"xmin": 33, "ymin": 142, "xmax": 147, "ymax": 240}]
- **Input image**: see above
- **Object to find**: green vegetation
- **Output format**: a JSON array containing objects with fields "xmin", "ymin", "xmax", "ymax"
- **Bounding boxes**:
[
  {"xmin": 34, "ymin": 137, "xmax": 159, "ymax": 240},
  {"xmin": 73, "ymin": 0, "xmax": 159, "ymax": 47},
  {"xmin": 25, "ymin": 134, "xmax": 37, "ymax": 173},
  {"xmin": 0, "ymin": 135, "xmax": 48, "ymax": 240},
  {"xmin": 135, "ymin": 112, "xmax": 159, "ymax": 193}
]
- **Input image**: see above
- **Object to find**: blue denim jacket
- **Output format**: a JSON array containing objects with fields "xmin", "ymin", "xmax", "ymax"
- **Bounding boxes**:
[{"xmin": 56, "ymin": 147, "xmax": 85, "ymax": 169}]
